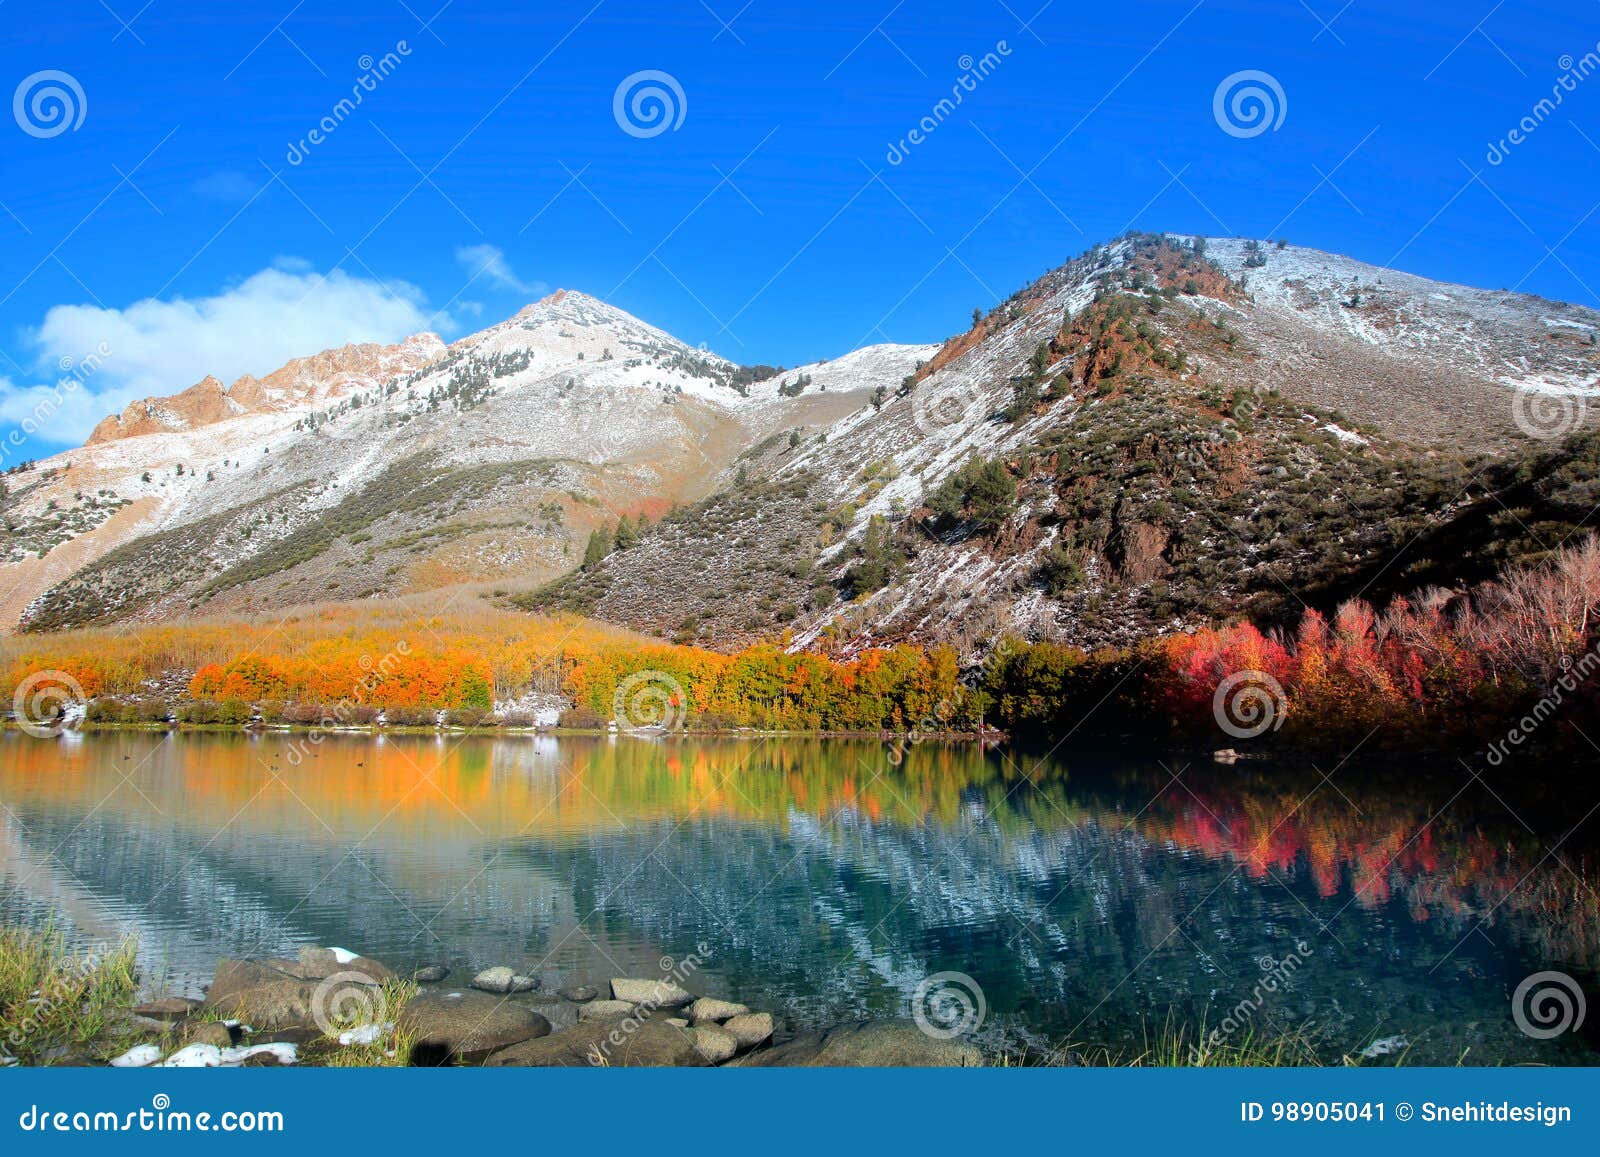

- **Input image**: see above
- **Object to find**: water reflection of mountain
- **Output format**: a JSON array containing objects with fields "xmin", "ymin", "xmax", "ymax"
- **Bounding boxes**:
[{"xmin": 1, "ymin": 733, "xmax": 1596, "ymax": 1063}]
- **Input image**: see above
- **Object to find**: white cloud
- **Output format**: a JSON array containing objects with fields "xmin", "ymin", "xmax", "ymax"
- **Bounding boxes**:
[
  {"xmin": 455, "ymin": 244, "xmax": 541, "ymax": 296},
  {"xmin": 192, "ymin": 170, "xmax": 260, "ymax": 204},
  {"xmin": 4, "ymin": 263, "xmax": 450, "ymax": 449}
]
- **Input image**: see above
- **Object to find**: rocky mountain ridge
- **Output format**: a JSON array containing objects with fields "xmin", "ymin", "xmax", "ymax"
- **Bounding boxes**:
[{"xmin": 5, "ymin": 235, "xmax": 1598, "ymax": 654}]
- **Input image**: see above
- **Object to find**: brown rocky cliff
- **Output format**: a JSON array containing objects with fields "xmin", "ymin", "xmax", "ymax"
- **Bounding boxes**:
[{"xmin": 86, "ymin": 334, "xmax": 444, "ymax": 445}]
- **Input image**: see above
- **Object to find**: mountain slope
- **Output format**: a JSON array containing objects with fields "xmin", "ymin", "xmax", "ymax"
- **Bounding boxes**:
[
  {"xmin": 531, "ymin": 233, "xmax": 1600, "ymax": 654},
  {"xmin": 8, "ymin": 235, "xmax": 1597, "ymax": 651},
  {"xmin": 3, "ymin": 290, "xmax": 933, "ymax": 632}
]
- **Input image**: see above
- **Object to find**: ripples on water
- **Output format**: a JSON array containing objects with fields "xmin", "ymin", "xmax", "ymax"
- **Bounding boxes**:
[{"xmin": 1, "ymin": 730, "xmax": 1596, "ymax": 1064}]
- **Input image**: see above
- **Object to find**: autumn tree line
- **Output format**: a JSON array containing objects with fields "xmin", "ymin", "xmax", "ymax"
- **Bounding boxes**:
[{"xmin": 4, "ymin": 539, "xmax": 1599, "ymax": 755}]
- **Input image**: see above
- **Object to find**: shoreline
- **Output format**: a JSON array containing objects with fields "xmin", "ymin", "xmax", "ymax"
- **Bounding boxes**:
[{"xmin": 3, "ymin": 720, "xmax": 1007, "ymax": 742}]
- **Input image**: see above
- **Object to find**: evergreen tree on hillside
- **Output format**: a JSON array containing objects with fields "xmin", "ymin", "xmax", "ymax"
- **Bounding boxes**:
[
  {"xmin": 614, "ymin": 515, "xmax": 639, "ymax": 550},
  {"xmin": 582, "ymin": 525, "xmax": 614, "ymax": 569}
]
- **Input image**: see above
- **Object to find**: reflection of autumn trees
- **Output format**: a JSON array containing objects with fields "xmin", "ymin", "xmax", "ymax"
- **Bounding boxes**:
[{"xmin": 6, "ymin": 733, "xmax": 1594, "ymax": 966}]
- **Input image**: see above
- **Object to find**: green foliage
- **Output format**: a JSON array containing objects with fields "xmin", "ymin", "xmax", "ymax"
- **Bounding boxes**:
[
  {"xmin": 0, "ymin": 927, "xmax": 139, "ymax": 1065},
  {"xmin": 582, "ymin": 525, "xmax": 613, "ymax": 569},
  {"xmin": 842, "ymin": 514, "xmax": 908, "ymax": 596},
  {"xmin": 614, "ymin": 515, "xmax": 639, "ymax": 550},
  {"xmin": 1036, "ymin": 541, "xmax": 1084, "ymax": 595},
  {"xmin": 927, "ymin": 457, "xmax": 1018, "ymax": 533}
]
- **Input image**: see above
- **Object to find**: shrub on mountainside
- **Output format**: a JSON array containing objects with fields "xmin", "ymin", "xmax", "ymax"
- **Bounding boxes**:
[{"xmin": 926, "ymin": 457, "xmax": 1017, "ymax": 533}]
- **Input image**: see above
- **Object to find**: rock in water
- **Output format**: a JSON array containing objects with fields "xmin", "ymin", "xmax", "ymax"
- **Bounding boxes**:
[
  {"xmin": 731, "ymin": 1019, "xmax": 981, "ymax": 1067},
  {"xmin": 691, "ymin": 1024, "xmax": 739, "ymax": 1063},
  {"xmin": 484, "ymin": 1020, "xmax": 708, "ymax": 1067},
  {"xmin": 413, "ymin": 965, "xmax": 450, "ymax": 983},
  {"xmin": 610, "ymin": 978, "xmax": 694, "ymax": 1007},
  {"xmin": 399, "ymin": 990, "xmax": 551, "ymax": 1064},
  {"xmin": 558, "ymin": 984, "xmax": 598, "ymax": 1003},
  {"xmin": 471, "ymin": 966, "xmax": 540, "ymax": 994},
  {"xmin": 687, "ymin": 997, "xmax": 749, "ymax": 1023},
  {"xmin": 577, "ymin": 999, "xmax": 636, "ymax": 1021},
  {"xmin": 722, "ymin": 1011, "xmax": 774, "ymax": 1048}
]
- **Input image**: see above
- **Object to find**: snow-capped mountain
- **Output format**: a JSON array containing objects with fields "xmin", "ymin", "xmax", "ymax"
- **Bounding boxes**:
[
  {"xmin": 540, "ymin": 234, "xmax": 1600, "ymax": 654},
  {"xmin": 1, "ymin": 289, "xmax": 933, "ymax": 632},
  {"xmin": 6, "ymin": 237, "xmax": 1598, "ymax": 647}
]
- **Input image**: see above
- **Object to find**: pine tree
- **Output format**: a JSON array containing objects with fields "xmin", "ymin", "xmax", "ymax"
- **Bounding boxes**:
[
  {"xmin": 582, "ymin": 526, "xmax": 613, "ymax": 568},
  {"xmin": 614, "ymin": 515, "xmax": 639, "ymax": 550}
]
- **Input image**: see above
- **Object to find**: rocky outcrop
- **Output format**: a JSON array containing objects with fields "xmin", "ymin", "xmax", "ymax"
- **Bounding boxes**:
[
  {"xmin": 399, "ymin": 990, "xmax": 551, "ymax": 1064},
  {"xmin": 730, "ymin": 1019, "xmax": 982, "ymax": 1067},
  {"xmin": 483, "ymin": 1018, "xmax": 708, "ymax": 1067},
  {"xmin": 86, "ymin": 334, "xmax": 444, "ymax": 444}
]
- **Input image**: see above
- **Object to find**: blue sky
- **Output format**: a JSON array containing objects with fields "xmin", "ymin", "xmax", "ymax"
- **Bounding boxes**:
[{"xmin": 2, "ymin": 0, "xmax": 1596, "ymax": 450}]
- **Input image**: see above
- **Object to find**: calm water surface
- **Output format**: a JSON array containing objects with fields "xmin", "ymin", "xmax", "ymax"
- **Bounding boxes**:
[{"xmin": 2, "ymin": 731, "xmax": 1596, "ymax": 1064}]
